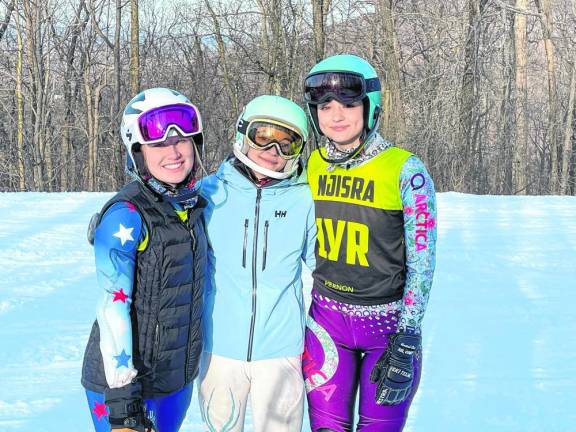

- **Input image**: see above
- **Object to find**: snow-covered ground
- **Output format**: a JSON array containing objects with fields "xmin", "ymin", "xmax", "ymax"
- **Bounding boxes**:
[{"xmin": 0, "ymin": 192, "xmax": 574, "ymax": 431}]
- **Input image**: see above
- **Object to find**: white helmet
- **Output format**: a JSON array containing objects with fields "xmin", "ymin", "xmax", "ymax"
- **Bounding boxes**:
[
  {"xmin": 120, "ymin": 87, "xmax": 203, "ymax": 178},
  {"xmin": 233, "ymin": 95, "xmax": 308, "ymax": 180}
]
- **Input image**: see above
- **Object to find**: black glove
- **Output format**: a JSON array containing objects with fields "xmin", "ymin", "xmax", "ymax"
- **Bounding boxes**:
[
  {"xmin": 105, "ymin": 382, "xmax": 156, "ymax": 431},
  {"xmin": 370, "ymin": 332, "xmax": 421, "ymax": 405}
]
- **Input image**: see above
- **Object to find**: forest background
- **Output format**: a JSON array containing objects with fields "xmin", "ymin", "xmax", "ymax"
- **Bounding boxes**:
[{"xmin": 0, "ymin": 0, "xmax": 575, "ymax": 195}]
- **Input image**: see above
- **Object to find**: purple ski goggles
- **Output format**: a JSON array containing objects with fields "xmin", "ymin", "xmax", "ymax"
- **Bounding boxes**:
[{"xmin": 138, "ymin": 103, "xmax": 202, "ymax": 144}]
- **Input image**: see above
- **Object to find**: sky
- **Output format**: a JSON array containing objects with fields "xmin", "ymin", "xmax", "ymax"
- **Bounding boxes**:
[{"xmin": 0, "ymin": 192, "xmax": 574, "ymax": 431}]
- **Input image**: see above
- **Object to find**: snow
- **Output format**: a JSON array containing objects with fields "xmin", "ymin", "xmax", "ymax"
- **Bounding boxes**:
[{"xmin": 0, "ymin": 192, "xmax": 574, "ymax": 431}]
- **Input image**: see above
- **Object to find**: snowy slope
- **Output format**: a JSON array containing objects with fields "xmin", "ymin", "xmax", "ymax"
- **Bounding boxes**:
[{"xmin": 0, "ymin": 192, "xmax": 574, "ymax": 431}]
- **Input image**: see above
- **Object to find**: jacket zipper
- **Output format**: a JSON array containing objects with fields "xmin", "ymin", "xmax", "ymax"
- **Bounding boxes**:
[
  {"xmin": 247, "ymin": 188, "xmax": 262, "ymax": 362},
  {"xmin": 185, "ymin": 217, "xmax": 197, "ymax": 382},
  {"xmin": 242, "ymin": 219, "xmax": 249, "ymax": 267},
  {"xmin": 262, "ymin": 220, "xmax": 269, "ymax": 271}
]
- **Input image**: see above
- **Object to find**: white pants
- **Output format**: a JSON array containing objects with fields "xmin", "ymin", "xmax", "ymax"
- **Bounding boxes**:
[{"xmin": 198, "ymin": 352, "xmax": 305, "ymax": 432}]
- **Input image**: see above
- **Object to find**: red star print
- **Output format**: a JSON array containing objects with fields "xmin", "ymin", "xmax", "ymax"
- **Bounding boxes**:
[
  {"xmin": 112, "ymin": 288, "xmax": 128, "ymax": 303},
  {"xmin": 93, "ymin": 400, "xmax": 108, "ymax": 420},
  {"xmin": 127, "ymin": 202, "xmax": 137, "ymax": 212}
]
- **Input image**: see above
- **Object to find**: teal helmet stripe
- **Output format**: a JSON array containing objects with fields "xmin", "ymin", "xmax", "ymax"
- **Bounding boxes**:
[{"xmin": 124, "ymin": 92, "xmax": 146, "ymax": 115}]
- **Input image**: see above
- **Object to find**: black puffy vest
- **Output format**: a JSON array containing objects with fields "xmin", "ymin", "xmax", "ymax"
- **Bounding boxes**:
[{"xmin": 81, "ymin": 181, "xmax": 207, "ymax": 398}]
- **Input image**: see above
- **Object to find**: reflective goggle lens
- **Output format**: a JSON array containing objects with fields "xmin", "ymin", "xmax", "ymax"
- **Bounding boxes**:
[
  {"xmin": 304, "ymin": 72, "xmax": 380, "ymax": 104},
  {"xmin": 246, "ymin": 121, "xmax": 304, "ymax": 158},
  {"xmin": 139, "ymin": 104, "xmax": 200, "ymax": 142}
]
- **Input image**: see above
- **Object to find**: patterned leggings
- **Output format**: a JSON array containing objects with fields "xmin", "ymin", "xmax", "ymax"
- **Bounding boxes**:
[{"xmin": 303, "ymin": 291, "xmax": 421, "ymax": 432}]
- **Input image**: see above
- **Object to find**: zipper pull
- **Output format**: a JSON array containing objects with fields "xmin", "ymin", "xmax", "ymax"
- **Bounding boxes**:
[{"xmin": 242, "ymin": 219, "xmax": 249, "ymax": 268}]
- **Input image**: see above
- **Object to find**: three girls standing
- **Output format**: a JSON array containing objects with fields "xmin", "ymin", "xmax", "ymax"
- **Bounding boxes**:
[{"xmin": 81, "ymin": 53, "xmax": 436, "ymax": 432}]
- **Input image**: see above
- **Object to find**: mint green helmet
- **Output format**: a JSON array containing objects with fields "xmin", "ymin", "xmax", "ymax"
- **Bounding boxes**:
[
  {"xmin": 234, "ymin": 95, "xmax": 309, "ymax": 179},
  {"xmin": 304, "ymin": 54, "xmax": 382, "ymax": 161}
]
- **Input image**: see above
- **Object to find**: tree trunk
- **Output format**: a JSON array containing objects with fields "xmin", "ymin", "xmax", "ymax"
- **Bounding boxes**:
[
  {"xmin": 312, "ymin": 0, "xmax": 331, "ymax": 62},
  {"xmin": 22, "ymin": 0, "xmax": 51, "ymax": 191},
  {"xmin": 130, "ymin": 0, "xmax": 139, "ymax": 95},
  {"xmin": 269, "ymin": 0, "xmax": 283, "ymax": 95},
  {"xmin": 0, "ymin": 0, "xmax": 15, "ymax": 43},
  {"xmin": 498, "ymin": 7, "xmax": 515, "ymax": 194},
  {"xmin": 60, "ymin": 0, "xmax": 87, "ymax": 191},
  {"xmin": 535, "ymin": 0, "xmax": 558, "ymax": 193},
  {"xmin": 256, "ymin": 0, "xmax": 282, "ymax": 95},
  {"xmin": 112, "ymin": 0, "xmax": 123, "ymax": 190},
  {"xmin": 374, "ymin": 0, "xmax": 405, "ymax": 145},
  {"xmin": 43, "ymin": 27, "xmax": 53, "ymax": 192},
  {"xmin": 513, "ymin": 0, "xmax": 528, "ymax": 194},
  {"xmin": 560, "ymin": 59, "xmax": 576, "ymax": 194},
  {"xmin": 15, "ymin": 6, "xmax": 25, "ymax": 191},
  {"xmin": 461, "ymin": 0, "xmax": 487, "ymax": 173},
  {"xmin": 84, "ymin": 66, "xmax": 95, "ymax": 192},
  {"xmin": 205, "ymin": 0, "xmax": 238, "ymax": 114}
]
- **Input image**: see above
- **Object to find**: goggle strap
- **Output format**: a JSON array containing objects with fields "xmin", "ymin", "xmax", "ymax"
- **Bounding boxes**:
[
  {"xmin": 237, "ymin": 118, "xmax": 249, "ymax": 134},
  {"xmin": 366, "ymin": 77, "xmax": 381, "ymax": 92}
]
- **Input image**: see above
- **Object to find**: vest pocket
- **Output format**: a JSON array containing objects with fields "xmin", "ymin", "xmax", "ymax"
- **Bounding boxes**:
[
  {"xmin": 153, "ymin": 323, "xmax": 160, "ymax": 363},
  {"xmin": 242, "ymin": 219, "xmax": 249, "ymax": 267}
]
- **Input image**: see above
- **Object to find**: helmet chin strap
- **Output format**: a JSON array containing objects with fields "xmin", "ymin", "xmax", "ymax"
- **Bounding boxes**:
[
  {"xmin": 233, "ymin": 140, "xmax": 298, "ymax": 180},
  {"xmin": 316, "ymin": 106, "xmax": 381, "ymax": 166},
  {"xmin": 317, "ymin": 131, "xmax": 366, "ymax": 165},
  {"xmin": 144, "ymin": 176, "xmax": 199, "ymax": 208}
]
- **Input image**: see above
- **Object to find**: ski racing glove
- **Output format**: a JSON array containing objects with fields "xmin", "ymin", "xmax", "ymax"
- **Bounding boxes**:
[
  {"xmin": 370, "ymin": 332, "xmax": 421, "ymax": 405},
  {"xmin": 105, "ymin": 382, "xmax": 156, "ymax": 432}
]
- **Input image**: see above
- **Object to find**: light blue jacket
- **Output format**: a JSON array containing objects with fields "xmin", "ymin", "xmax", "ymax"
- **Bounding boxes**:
[{"xmin": 200, "ymin": 158, "xmax": 316, "ymax": 361}]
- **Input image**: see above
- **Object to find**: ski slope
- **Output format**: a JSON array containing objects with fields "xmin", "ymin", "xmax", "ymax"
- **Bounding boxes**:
[{"xmin": 0, "ymin": 192, "xmax": 574, "ymax": 431}]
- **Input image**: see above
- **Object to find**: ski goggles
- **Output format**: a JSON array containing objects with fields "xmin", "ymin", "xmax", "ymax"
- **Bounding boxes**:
[
  {"xmin": 240, "ymin": 119, "xmax": 305, "ymax": 159},
  {"xmin": 304, "ymin": 71, "xmax": 381, "ymax": 105},
  {"xmin": 137, "ymin": 103, "xmax": 202, "ymax": 145}
]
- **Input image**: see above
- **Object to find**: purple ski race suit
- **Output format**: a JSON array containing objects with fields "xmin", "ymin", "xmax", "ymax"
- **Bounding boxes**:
[{"xmin": 304, "ymin": 134, "xmax": 436, "ymax": 432}]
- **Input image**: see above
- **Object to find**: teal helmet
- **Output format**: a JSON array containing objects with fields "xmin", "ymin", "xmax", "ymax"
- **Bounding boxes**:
[
  {"xmin": 304, "ymin": 54, "xmax": 382, "ymax": 162},
  {"xmin": 234, "ymin": 95, "xmax": 308, "ymax": 179}
]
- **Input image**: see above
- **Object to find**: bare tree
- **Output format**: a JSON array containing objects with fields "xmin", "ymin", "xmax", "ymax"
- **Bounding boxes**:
[
  {"xmin": 535, "ymin": 0, "xmax": 559, "ymax": 192},
  {"xmin": 372, "ymin": 0, "xmax": 405, "ymax": 145},
  {"xmin": 312, "ymin": 0, "xmax": 331, "ymax": 62},
  {"xmin": 0, "ymin": 0, "xmax": 574, "ymax": 194},
  {"xmin": 20, "ymin": 0, "xmax": 57, "ymax": 191},
  {"xmin": 205, "ymin": 0, "xmax": 239, "ymax": 114},
  {"xmin": 513, "ymin": 0, "xmax": 528, "ymax": 194},
  {"xmin": 51, "ymin": 0, "xmax": 89, "ymax": 191},
  {"xmin": 0, "ymin": 0, "xmax": 14, "ymax": 43},
  {"xmin": 560, "ymin": 0, "xmax": 576, "ymax": 194},
  {"xmin": 130, "ymin": 0, "xmax": 139, "ymax": 95},
  {"xmin": 14, "ymin": 3, "xmax": 25, "ymax": 191},
  {"xmin": 460, "ymin": 0, "xmax": 487, "ymax": 190},
  {"xmin": 496, "ymin": 6, "xmax": 516, "ymax": 194}
]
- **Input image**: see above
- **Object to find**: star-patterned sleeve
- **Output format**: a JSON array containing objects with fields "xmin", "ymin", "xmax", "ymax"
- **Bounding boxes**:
[
  {"xmin": 93, "ymin": 201, "xmax": 146, "ymax": 389},
  {"xmin": 398, "ymin": 156, "xmax": 437, "ymax": 334}
]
